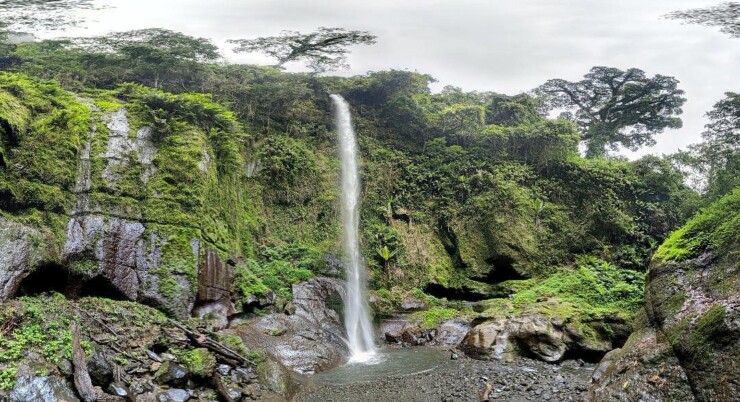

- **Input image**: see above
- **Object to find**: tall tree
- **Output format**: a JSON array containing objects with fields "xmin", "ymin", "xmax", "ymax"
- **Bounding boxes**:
[
  {"xmin": 677, "ymin": 92, "xmax": 740, "ymax": 200},
  {"xmin": 228, "ymin": 27, "xmax": 376, "ymax": 72},
  {"xmin": 537, "ymin": 66, "xmax": 686, "ymax": 158},
  {"xmin": 666, "ymin": 2, "xmax": 740, "ymax": 39},
  {"xmin": 70, "ymin": 28, "xmax": 221, "ymax": 88}
]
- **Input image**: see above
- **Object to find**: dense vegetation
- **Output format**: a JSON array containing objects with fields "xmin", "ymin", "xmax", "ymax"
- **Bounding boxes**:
[{"xmin": 1, "ymin": 26, "xmax": 735, "ymax": 354}]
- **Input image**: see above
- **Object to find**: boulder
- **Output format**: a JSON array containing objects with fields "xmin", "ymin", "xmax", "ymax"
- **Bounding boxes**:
[
  {"xmin": 8, "ymin": 376, "xmax": 80, "ymax": 402},
  {"xmin": 589, "ymin": 190, "xmax": 740, "ymax": 401},
  {"xmin": 235, "ymin": 278, "xmax": 348, "ymax": 375},
  {"xmin": 87, "ymin": 347, "xmax": 114, "ymax": 387},
  {"xmin": 461, "ymin": 314, "xmax": 612, "ymax": 362},
  {"xmin": 0, "ymin": 218, "xmax": 53, "ymax": 299},
  {"xmin": 379, "ymin": 314, "xmax": 471, "ymax": 347},
  {"xmin": 154, "ymin": 362, "xmax": 189, "ymax": 387},
  {"xmin": 157, "ymin": 388, "xmax": 191, "ymax": 402}
]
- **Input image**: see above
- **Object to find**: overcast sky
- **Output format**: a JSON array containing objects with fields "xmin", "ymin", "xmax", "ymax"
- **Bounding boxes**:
[{"xmin": 51, "ymin": 0, "xmax": 740, "ymax": 158}]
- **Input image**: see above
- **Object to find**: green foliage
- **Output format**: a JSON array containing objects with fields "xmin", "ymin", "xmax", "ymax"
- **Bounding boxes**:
[
  {"xmin": 411, "ymin": 307, "xmax": 460, "ymax": 328},
  {"xmin": 511, "ymin": 257, "xmax": 645, "ymax": 318},
  {"xmin": 234, "ymin": 243, "xmax": 319, "ymax": 301},
  {"xmin": 538, "ymin": 66, "xmax": 686, "ymax": 158},
  {"xmin": 654, "ymin": 188, "xmax": 740, "ymax": 262},
  {"xmin": 179, "ymin": 348, "xmax": 216, "ymax": 377}
]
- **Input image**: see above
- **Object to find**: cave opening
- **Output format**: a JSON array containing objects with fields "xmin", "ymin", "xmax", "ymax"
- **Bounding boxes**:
[
  {"xmin": 78, "ymin": 276, "xmax": 128, "ymax": 300},
  {"xmin": 15, "ymin": 263, "xmax": 75, "ymax": 297},
  {"xmin": 475, "ymin": 255, "xmax": 527, "ymax": 284},
  {"xmin": 423, "ymin": 283, "xmax": 489, "ymax": 302}
]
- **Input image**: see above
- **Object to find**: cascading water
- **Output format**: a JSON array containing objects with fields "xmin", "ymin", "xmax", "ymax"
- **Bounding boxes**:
[{"xmin": 331, "ymin": 94, "xmax": 377, "ymax": 363}]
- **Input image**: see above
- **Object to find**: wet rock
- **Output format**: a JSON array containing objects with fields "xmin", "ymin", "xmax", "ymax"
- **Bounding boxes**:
[
  {"xmin": 88, "ymin": 347, "xmax": 114, "ymax": 387},
  {"xmin": 236, "ymin": 278, "xmax": 348, "ymax": 375},
  {"xmin": 379, "ymin": 315, "xmax": 471, "ymax": 347},
  {"xmin": 216, "ymin": 364, "xmax": 231, "ymax": 376},
  {"xmin": 154, "ymin": 361, "xmax": 189, "ymax": 387},
  {"xmin": 107, "ymin": 382, "xmax": 129, "ymax": 397},
  {"xmin": 8, "ymin": 376, "xmax": 80, "ymax": 402},
  {"xmin": 0, "ymin": 218, "xmax": 53, "ymax": 299},
  {"xmin": 322, "ymin": 253, "xmax": 346, "ymax": 278},
  {"xmin": 157, "ymin": 388, "xmax": 191, "ymax": 402},
  {"xmin": 194, "ymin": 249, "xmax": 233, "ymax": 312}
]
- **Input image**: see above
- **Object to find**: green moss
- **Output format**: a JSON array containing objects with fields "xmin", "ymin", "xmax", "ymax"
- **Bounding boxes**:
[
  {"xmin": 693, "ymin": 305, "xmax": 726, "ymax": 345},
  {"xmin": 69, "ymin": 258, "xmax": 99, "ymax": 273},
  {"xmin": 180, "ymin": 348, "xmax": 216, "ymax": 377},
  {"xmin": 508, "ymin": 258, "xmax": 644, "ymax": 322},
  {"xmin": 654, "ymin": 188, "xmax": 740, "ymax": 263},
  {"xmin": 411, "ymin": 307, "xmax": 461, "ymax": 328},
  {"xmin": 0, "ymin": 367, "xmax": 17, "ymax": 391}
]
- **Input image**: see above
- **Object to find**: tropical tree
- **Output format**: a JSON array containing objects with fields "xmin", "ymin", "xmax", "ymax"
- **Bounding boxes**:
[
  {"xmin": 537, "ymin": 66, "xmax": 686, "ymax": 158},
  {"xmin": 69, "ymin": 28, "xmax": 221, "ymax": 88},
  {"xmin": 676, "ymin": 92, "xmax": 740, "ymax": 200},
  {"xmin": 228, "ymin": 27, "xmax": 376, "ymax": 72},
  {"xmin": 666, "ymin": 2, "xmax": 740, "ymax": 39}
]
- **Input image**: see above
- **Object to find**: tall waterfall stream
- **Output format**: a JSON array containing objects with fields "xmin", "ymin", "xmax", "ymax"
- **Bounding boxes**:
[{"xmin": 331, "ymin": 94, "xmax": 378, "ymax": 362}]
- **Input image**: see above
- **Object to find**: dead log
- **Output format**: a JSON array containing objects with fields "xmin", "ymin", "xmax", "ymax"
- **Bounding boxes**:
[
  {"xmin": 214, "ymin": 373, "xmax": 235, "ymax": 402},
  {"xmin": 170, "ymin": 321, "xmax": 255, "ymax": 366},
  {"xmin": 72, "ymin": 322, "xmax": 98, "ymax": 402}
]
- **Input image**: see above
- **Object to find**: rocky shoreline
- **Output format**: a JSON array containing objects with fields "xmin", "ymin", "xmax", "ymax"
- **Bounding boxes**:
[{"xmin": 296, "ymin": 353, "xmax": 595, "ymax": 402}]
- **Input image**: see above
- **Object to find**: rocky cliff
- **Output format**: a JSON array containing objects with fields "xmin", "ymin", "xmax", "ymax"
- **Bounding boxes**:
[
  {"xmin": 589, "ymin": 188, "xmax": 740, "ymax": 401},
  {"xmin": 0, "ymin": 74, "xmax": 252, "ymax": 318}
]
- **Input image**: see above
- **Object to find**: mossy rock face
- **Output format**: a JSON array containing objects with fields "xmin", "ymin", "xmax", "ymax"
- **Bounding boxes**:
[
  {"xmin": 588, "ymin": 328, "xmax": 695, "ymax": 401},
  {"xmin": 590, "ymin": 190, "xmax": 740, "ymax": 401},
  {"xmin": 0, "ymin": 74, "xmax": 254, "ymax": 318}
]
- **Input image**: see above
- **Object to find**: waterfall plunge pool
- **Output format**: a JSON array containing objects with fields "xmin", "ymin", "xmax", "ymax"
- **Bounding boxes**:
[{"xmin": 312, "ymin": 347, "xmax": 449, "ymax": 386}]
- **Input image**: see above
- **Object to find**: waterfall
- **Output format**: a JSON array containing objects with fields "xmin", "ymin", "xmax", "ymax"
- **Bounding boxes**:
[{"xmin": 331, "ymin": 94, "xmax": 377, "ymax": 362}]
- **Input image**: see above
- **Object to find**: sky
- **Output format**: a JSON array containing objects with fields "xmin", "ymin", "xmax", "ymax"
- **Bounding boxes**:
[{"xmin": 46, "ymin": 0, "xmax": 740, "ymax": 159}]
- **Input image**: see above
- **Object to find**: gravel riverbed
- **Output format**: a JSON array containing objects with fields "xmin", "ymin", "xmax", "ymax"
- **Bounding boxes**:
[{"xmin": 296, "ymin": 352, "xmax": 595, "ymax": 402}]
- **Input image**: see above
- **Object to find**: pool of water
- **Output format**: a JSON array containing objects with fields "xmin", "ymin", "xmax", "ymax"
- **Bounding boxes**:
[{"xmin": 313, "ymin": 347, "xmax": 449, "ymax": 385}]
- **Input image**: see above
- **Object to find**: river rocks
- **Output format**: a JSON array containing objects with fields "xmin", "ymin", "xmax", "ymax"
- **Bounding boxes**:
[
  {"xmin": 157, "ymin": 388, "xmax": 191, "ymax": 402},
  {"xmin": 235, "ymin": 278, "xmax": 348, "ymax": 375},
  {"xmin": 380, "ymin": 315, "xmax": 471, "ymax": 347},
  {"xmin": 8, "ymin": 376, "xmax": 80, "ymax": 402},
  {"xmin": 154, "ymin": 362, "xmax": 189, "ymax": 387},
  {"xmin": 0, "ymin": 218, "xmax": 53, "ymax": 299},
  {"xmin": 461, "ymin": 314, "xmax": 613, "ymax": 362},
  {"xmin": 88, "ymin": 347, "xmax": 114, "ymax": 387}
]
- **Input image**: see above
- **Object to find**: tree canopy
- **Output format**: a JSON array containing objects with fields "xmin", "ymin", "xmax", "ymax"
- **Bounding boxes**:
[
  {"xmin": 675, "ymin": 92, "xmax": 740, "ymax": 201},
  {"xmin": 228, "ymin": 27, "xmax": 376, "ymax": 72},
  {"xmin": 537, "ymin": 66, "xmax": 686, "ymax": 158},
  {"xmin": 666, "ymin": 2, "xmax": 740, "ymax": 39}
]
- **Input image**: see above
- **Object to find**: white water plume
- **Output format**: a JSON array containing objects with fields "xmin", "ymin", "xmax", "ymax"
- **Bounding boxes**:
[{"xmin": 331, "ymin": 94, "xmax": 377, "ymax": 363}]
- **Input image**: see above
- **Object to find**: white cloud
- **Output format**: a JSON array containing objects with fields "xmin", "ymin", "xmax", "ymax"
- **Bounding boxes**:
[{"xmin": 54, "ymin": 0, "xmax": 740, "ymax": 158}]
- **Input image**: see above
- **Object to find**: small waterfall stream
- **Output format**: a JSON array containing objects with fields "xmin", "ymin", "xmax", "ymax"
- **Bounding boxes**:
[{"xmin": 331, "ymin": 94, "xmax": 377, "ymax": 362}]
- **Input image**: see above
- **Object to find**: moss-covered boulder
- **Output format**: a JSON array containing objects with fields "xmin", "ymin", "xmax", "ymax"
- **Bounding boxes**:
[{"xmin": 589, "ymin": 188, "xmax": 740, "ymax": 401}]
